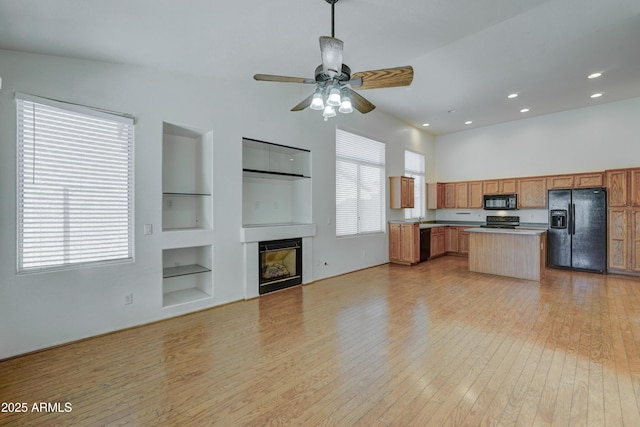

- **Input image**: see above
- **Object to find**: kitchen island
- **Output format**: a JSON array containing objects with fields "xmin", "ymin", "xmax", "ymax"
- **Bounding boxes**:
[{"xmin": 465, "ymin": 227, "xmax": 547, "ymax": 281}]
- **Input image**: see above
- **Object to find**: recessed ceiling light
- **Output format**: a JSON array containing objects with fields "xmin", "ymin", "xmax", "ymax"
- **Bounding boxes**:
[
  {"xmin": 448, "ymin": 109, "xmax": 457, "ymax": 113},
  {"xmin": 588, "ymin": 72, "xmax": 602, "ymax": 79},
  {"xmin": 465, "ymin": 121, "xmax": 473, "ymax": 125},
  {"xmin": 422, "ymin": 123, "xmax": 430, "ymax": 127},
  {"xmin": 508, "ymin": 93, "xmax": 518, "ymax": 99},
  {"xmin": 591, "ymin": 93, "xmax": 603, "ymax": 98},
  {"xmin": 520, "ymin": 108, "xmax": 530, "ymax": 113}
]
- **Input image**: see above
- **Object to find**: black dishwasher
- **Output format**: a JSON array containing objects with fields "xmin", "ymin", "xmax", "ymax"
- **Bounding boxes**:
[{"xmin": 419, "ymin": 228, "xmax": 430, "ymax": 262}]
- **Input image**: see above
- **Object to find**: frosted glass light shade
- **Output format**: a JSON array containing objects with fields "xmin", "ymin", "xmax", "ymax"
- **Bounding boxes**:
[
  {"xmin": 320, "ymin": 36, "xmax": 343, "ymax": 76},
  {"xmin": 310, "ymin": 90, "xmax": 325, "ymax": 110},
  {"xmin": 327, "ymin": 87, "xmax": 341, "ymax": 106},
  {"xmin": 323, "ymin": 105, "xmax": 336, "ymax": 118},
  {"xmin": 338, "ymin": 96, "xmax": 353, "ymax": 114}
]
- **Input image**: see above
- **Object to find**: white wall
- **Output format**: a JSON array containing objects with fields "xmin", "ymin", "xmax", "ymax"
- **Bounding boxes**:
[
  {"xmin": 0, "ymin": 49, "xmax": 434, "ymax": 359},
  {"xmin": 433, "ymin": 97, "xmax": 640, "ymax": 224},
  {"xmin": 435, "ymin": 98, "xmax": 640, "ymax": 182}
]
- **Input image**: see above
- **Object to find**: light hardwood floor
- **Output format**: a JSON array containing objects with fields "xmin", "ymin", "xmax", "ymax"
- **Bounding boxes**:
[{"xmin": 2, "ymin": 256, "xmax": 640, "ymax": 426}]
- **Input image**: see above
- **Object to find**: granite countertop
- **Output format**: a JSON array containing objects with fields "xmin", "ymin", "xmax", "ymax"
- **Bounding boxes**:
[{"xmin": 388, "ymin": 220, "xmax": 547, "ymax": 231}]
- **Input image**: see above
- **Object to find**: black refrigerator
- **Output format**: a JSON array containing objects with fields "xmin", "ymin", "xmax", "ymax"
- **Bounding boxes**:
[{"xmin": 548, "ymin": 188, "xmax": 607, "ymax": 273}]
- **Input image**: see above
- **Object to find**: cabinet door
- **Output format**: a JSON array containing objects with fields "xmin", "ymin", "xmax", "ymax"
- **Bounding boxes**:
[
  {"xmin": 483, "ymin": 180, "xmax": 499, "ymax": 195},
  {"xmin": 455, "ymin": 182, "xmax": 469, "ymax": 208},
  {"xmin": 427, "ymin": 183, "xmax": 437, "ymax": 210},
  {"xmin": 389, "ymin": 224, "xmax": 401, "ymax": 262},
  {"xmin": 500, "ymin": 179, "xmax": 517, "ymax": 194},
  {"xmin": 630, "ymin": 169, "xmax": 640, "ymax": 207},
  {"xmin": 401, "ymin": 177, "xmax": 415, "ymax": 208},
  {"xmin": 400, "ymin": 224, "xmax": 417, "ymax": 262},
  {"xmin": 444, "ymin": 183, "xmax": 456, "ymax": 208},
  {"xmin": 632, "ymin": 210, "xmax": 640, "ymax": 272},
  {"xmin": 574, "ymin": 172, "xmax": 604, "ymax": 188},
  {"xmin": 458, "ymin": 230, "xmax": 469, "ymax": 255},
  {"xmin": 437, "ymin": 183, "xmax": 446, "ymax": 209},
  {"xmin": 468, "ymin": 182, "xmax": 483, "ymax": 208},
  {"xmin": 518, "ymin": 177, "xmax": 547, "ymax": 208},
  {"xmin": 607, "ymin": 170, "xmax": 628, "ymax": 207},
  {"xmin": 547, "ymin": 175, "xmax": 574, "ymax": 189},
  {"xmin": 446, "ymin": 227, "xmax": 459, "ymax": 253},
  {"xmin": 608, "ymin": 208, "xmax": 628, "ymax": 270}
]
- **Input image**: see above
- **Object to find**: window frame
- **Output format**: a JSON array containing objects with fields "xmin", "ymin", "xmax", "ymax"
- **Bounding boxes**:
[
  {"xmin": 15, "ymin": 92, "xmax": 135, "ymax": 274},
  {"xmin": 335, "ymin": 129, "xmax": 386, "ymax": 237}
]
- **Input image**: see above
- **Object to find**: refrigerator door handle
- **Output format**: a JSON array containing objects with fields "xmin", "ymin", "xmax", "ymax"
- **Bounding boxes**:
[
  {"xmin": 571, "ymin": 203, "xmax": 576, "ymax": 235},
  {"xmin": 567, "ymin": 203, "xmax": 572, "ymax": 235}
]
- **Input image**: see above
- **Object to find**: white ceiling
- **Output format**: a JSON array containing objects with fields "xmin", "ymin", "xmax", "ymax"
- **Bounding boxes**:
[{"xmin": 1, "ymin": 0, "xmax": 639, "ymax": 134}]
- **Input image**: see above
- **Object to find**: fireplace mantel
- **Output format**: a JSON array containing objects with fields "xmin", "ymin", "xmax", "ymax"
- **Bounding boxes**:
[{"xmin": 241, "ymin": 223, "xmax": 316, "ymax": 243}]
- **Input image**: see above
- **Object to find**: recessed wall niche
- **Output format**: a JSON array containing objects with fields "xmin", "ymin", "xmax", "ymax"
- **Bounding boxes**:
[
  {"xmin": 162, "ymin": 122, "xmax": 213, "ymax": 231},
  {"xmin": 242, "ymin": 138, "xmax": 311, "ymax": 226}
]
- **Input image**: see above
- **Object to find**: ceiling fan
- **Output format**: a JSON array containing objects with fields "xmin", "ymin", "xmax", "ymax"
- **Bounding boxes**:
[{"xmin": 253, "ymin": 0, "xmax": 414, "ymax": 121}]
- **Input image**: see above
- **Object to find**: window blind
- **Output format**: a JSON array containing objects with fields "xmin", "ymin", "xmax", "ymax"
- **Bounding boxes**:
[
  {"xmin": 404, "ymin": 150, "xmax": 425, "ymax": 220},
  {"xmin": 336, "ymin": 129, "xmax": 386, "ymax": 237},
  {"xmin": 16, "ymin": 93, "xmax": 134, "ymax": 273}
]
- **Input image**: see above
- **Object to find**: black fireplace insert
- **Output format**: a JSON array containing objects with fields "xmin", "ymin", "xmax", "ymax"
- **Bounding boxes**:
[{"xmin": 258, "ymin": 238, "xmax": 302, "ymax": 294}]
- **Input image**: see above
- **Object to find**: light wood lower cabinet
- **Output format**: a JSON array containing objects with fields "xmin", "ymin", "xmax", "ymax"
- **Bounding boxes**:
[
  {"xmin": 446, "ymin": 227, "xmax": 458, "ymax": 253},
  {"xmin": 608, "ymin": 208, "xmax": 640, "ymax": 273},
  {"xmin": 388, "ymin": 223, "xmax": 419, "ymax": 265},
  {"xmin": 430, "ymin": 227, "xmax": 446, "ymax": 258}
]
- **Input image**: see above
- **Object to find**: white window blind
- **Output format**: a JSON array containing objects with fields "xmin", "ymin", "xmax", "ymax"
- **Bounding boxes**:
[
  {"xmin": 336, "ymin": 129, "xmax": 386, "ymax": 237},
  {"xmin": 16, "ymin": 93, "xmax": 134, "ymax": 273},
  {"xmin": 404, "ymin": 150, "xmax": 426, "ymax": 220}
]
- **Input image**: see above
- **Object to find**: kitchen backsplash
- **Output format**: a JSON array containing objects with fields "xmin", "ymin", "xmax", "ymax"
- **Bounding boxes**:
[{"xmin": 434, "ymin": 208, "xmax": 548, "ymax": 224}]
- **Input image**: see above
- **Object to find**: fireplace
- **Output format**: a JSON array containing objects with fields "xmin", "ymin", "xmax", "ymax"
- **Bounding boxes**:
[{"xmin": 259, "ymin": 238, "xmax": 302, "ymax": 294}]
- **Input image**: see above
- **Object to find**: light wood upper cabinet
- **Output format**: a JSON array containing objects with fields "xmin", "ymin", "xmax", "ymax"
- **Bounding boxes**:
[
  {"xmin": 547, "ymin": 175, "xmax": 574, "ymax": 189},
  {"xmin": 500, "ymin": 179, "xmax": 517, "ymax": 194},
  {"xmin": 518, "ymin": 177, "xmax": 547, "ymax": 208},
  {"xmin": 390, "ymin": 176, "xmax": 414, "ymax": 209},
  {"xmin": 483, "ymin": 180, "xmax": 499, "ymax": 195},
  {"xmin": 607, "ymin": 169, "xmax": 629, "ymax": 207},
  {"xmin": 631, "ymin": 169, "xmax": 640, "ymax": 207},
  {"xmin": 483, "ymin": 179, "xmax": 516, "ymax": 194},
  {"xmin": 574, "ymin": 172, "xmax": 604, "ymax": 188},
  {"xmin": 468, "ymin": 182, "xmax": 483, "ymax": 208},
  {"xmin": 444, "ymin": 183, "xmax": 456, "ymax": 208},
  {"xmin": 455, "ymin": 182, "xmax": 469, "ymax": 208}
]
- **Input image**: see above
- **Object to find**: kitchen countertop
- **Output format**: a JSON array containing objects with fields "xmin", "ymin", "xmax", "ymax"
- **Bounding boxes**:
[
  {"xmin": 464, "ymin": 227, "xmax": 547, "ymax": 235},
  {"xmin": 388, "ymin": 220, "xmax": 547, "ymax": 231}
]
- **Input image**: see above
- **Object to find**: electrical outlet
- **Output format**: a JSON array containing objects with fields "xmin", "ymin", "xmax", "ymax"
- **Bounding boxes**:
[
  {"xmin": 144, "ymin": 224, "xmax": 153, "ymax": 235},
  {"xmin": 125, "ymin": 293, "xmax": 133, "ymax": 305},
  {"xmin": 166, "ymin": 199, "xmax": 173, "ymax": 208}
]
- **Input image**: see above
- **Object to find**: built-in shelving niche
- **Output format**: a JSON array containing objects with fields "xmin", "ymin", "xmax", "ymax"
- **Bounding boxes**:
[
  {"xmin": 242, "ymin": 138, "xmax": 312, "ymax": 226},
  {"xmin": 162, "ymin": 245, "xmax": 213, "ymax": 307},
  {"xmin": 162, "ymin": 122, "xmax": 213, "ymax": 231}
]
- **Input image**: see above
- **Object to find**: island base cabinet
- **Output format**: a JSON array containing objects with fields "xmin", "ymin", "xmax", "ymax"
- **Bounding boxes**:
[
  {"xmin": 608, "ymin": 208, "xmax": 640, "ymax": 274},
  {"xmin": 468, "ymin": 231, "xmax": 546, "ymax": 281}
]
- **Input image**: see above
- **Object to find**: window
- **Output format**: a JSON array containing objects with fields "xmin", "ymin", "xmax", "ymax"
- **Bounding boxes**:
[
  {"xmin": 336, "ymin": 129, "xmax": 386, "ymax": 237},
  {"xmin": 16, "ymin": 93, "xmax": 134, "ymax": 273},
  {"xmin": 404, "ymin": 150, "xmax": 425, "ymax": 219}
]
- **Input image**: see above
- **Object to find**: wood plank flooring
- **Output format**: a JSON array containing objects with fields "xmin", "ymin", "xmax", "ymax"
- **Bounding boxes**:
[{"xmin": 2, "ymin": 256, "xmax": 640, "ymax": 426}]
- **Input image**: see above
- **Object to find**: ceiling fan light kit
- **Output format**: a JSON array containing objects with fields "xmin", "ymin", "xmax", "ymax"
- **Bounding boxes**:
[{"xmin": 253, "ymin": 0, "xmax": 414, "ymax": 121}]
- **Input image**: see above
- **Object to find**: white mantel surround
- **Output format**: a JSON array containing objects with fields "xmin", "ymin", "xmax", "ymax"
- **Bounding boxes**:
[{"xmin": 241, "ymin": 223, "xmax": 316, "ymax": 299}]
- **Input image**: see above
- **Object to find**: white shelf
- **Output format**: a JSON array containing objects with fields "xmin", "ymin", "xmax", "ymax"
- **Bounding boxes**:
[{"xmin": 163, "ymin": 287, "xmax": 211, "ymax": 307}]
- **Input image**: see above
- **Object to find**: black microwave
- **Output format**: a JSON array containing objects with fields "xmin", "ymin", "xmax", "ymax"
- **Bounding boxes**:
[{"xmin": 483, "ymin": 194, "xmax": 518, "ymax": 210}]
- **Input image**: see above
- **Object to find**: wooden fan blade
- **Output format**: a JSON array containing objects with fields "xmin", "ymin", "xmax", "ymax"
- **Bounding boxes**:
[
  {"xmin": 291, "ymin": 94, "xmax": 314, "ymax": 112},
  {"xmin": 346, "ymin": 88, "xmax": 376, "ymax": 114},
  {"xmin": 254, "ymin": 74, "xmax": 316, "ymax": 84},
  {"xmin": 351, "ymin": 66, "xmax": 414, "ymax": 90}
]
